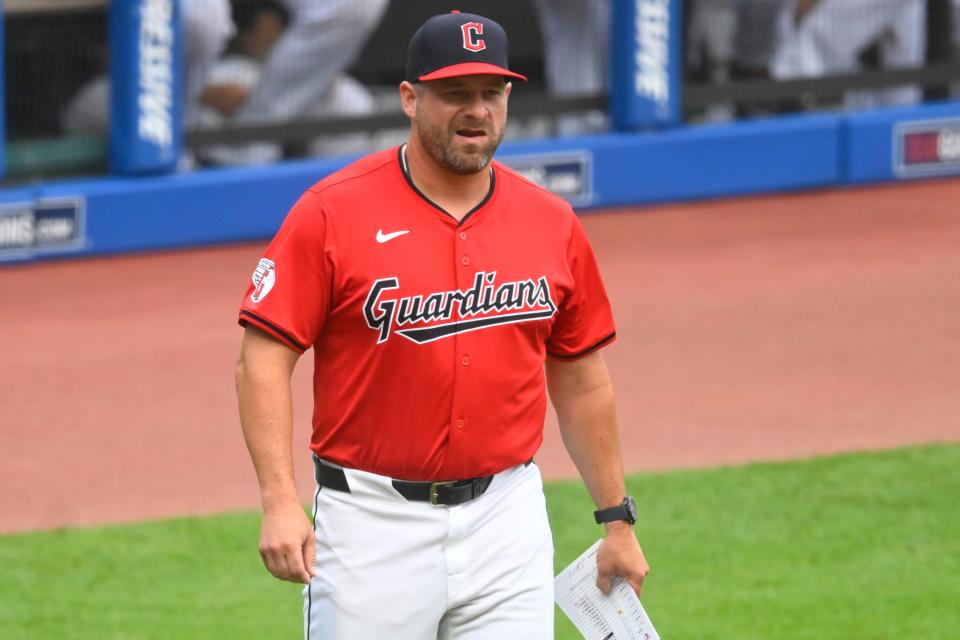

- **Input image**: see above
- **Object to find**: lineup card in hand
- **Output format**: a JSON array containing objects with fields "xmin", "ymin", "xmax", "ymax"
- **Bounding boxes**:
[{"xmin": 554, "ymin": 539, "xmax": 659, "ymax": 640}]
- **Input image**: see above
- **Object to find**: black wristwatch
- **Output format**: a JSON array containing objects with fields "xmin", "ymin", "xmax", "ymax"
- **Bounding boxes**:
[{"xmin": 594, "ymin": 496, "xmax": 638, "ymax": 525}]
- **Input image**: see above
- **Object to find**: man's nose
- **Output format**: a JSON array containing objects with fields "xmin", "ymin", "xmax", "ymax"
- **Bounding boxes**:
[{"xmin": 462, "ymin": 93, "xmax": 490, "ymax": 120}]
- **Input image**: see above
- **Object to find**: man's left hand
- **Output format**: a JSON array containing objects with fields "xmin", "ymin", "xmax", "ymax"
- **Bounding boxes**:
[{"xmin": 596, "ymin": 522, "xmax": 650, "ymax": 595}]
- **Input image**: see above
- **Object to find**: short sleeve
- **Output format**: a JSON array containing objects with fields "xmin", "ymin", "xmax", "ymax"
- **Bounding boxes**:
[
  {"xmin": 546, "ymin": 215, "xmax": 617, "ymax": 359},
  {"xmin": 238, "ymin": 190, "xmax": 333, "ymax": 353}
]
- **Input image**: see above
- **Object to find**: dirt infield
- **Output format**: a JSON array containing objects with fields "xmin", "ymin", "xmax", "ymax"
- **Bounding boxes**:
[{"xmin": 2, "ymin": 178, "xmax": 958, "ymax": 534}]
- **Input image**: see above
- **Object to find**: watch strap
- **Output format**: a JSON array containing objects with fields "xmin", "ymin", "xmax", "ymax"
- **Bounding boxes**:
[{"xmin": 593, "ymin": 496, "xmax": 637, "ymax": 525}]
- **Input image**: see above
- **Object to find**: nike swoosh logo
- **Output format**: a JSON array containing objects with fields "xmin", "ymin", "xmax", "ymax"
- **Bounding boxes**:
[{"xmin": 376, "ymin": 229, "xmax": 410, "ymax": 244}]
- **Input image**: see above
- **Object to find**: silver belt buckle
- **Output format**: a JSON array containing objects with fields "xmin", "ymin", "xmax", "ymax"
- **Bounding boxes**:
[{"xmin": 429, "ymin": 480, "xmax": 457, "ymax": 505}]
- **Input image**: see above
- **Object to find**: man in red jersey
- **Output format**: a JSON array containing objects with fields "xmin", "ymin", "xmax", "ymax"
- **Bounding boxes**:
[{"xmin": 235, "ymin": 11, "xmax": 649, "ymax": 639}]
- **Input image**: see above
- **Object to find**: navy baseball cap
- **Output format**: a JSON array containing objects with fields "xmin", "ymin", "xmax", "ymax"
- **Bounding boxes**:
[{"xmin": 405, "ymin": 11, "xmax": 527, "ymax": 83}]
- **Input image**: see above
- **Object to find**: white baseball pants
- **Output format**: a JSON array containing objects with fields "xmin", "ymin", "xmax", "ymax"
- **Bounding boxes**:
[{"xmin": 304, "ymin": 461, "xmax": 555, "ymax": 639}]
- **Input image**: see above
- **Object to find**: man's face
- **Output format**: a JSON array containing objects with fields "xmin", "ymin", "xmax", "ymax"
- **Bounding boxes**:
[{"xmin": 413, "ymin": 75, "xmax": 511, "ymax": 175}]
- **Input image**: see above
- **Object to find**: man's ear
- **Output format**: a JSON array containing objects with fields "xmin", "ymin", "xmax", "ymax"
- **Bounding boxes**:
[
  {"xmin": 400, "ymin": 81, "xmax": 419, "ymax": 119},
  {"xmin": 504, "ymin": 81, "xmax": 512, "ymax": 100}
]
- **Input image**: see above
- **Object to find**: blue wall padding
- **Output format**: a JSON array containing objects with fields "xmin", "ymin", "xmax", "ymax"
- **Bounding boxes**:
[
  {"xmin": 609, "ymin": 0, "xmax": 684, "ymax": 130},
  {"xmin": 37, "ymin": 155, "xmax": 355, "ymax": 255},
  {"xmin": 0, "ymin": 186, "xmax": 37, "ymax": 204},
  {"xmin": 109, "ymin": 0, "xmax": 183, "ymax": 174},
  {"xmin": 496, "ymin": 113, "xmax": 842, "ymax": 208},
  {"xmin": 585, "ymin": 112, "xmax": 842, "ymax": 206},
  {"xmin": 3, "ymin": 100, "xmax": 959, "ymax": 265},
  {"xmin": 845, "ymin": 101, "xmax": 960, "ymax": 183}
]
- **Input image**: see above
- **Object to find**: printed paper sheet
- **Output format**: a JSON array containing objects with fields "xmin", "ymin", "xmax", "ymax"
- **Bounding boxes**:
[{"xmin": 554, "ymin": 539, "xmax": 659, "ymax": 640}]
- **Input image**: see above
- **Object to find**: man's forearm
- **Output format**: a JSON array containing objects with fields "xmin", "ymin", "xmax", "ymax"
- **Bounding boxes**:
[
  {"xmin": 555, "ymin": 380, "xmax": 627, "ymax": 511},
  {"xmin": 547, "ymin": 353, "xmax": 650, "ymax": 594},
  {"xmin": 235, "ymin": 355, "xmax": 300, "ymax": 509},
  {"xmin": 236, "ymin": 328, "xmax": 316, "ymax": 585},
  {"xmin": 547, "ymin": 354, "xmax": 628, "ymax": 512}
]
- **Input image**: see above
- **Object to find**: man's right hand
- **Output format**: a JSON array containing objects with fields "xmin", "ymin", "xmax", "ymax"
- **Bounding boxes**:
[{"xmin": 258, "ymin": 500, "xmax": 317, "ymax": 584}]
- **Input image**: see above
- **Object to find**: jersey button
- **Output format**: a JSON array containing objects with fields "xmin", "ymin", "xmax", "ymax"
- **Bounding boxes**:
[
  {"xmin": 459, "ymin": 231, "xmax": 468, "ymax": 241},
  {"xmin": 456, "ymin": 418, "xmax": 466, "ymax": 429},
  {"xmin": 461, "ymin": 256, "xmax": 471, "ymax": 266},
  {"xmin": 461, "ymin": 355, "xmax": 470, "ymax": 366}
]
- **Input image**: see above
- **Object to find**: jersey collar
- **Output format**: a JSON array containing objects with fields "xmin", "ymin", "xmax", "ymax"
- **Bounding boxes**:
[{"xmin": 398, "ymin": 144, "xmax": 496, "ymax": 227}]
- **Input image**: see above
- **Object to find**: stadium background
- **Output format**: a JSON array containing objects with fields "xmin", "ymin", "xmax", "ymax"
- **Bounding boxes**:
[{"xmin": 1, "ymin": 1, "xmax": 959, "ymax": 637}]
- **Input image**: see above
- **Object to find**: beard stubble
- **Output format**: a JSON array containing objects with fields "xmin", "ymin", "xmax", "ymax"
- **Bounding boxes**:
[{"xmin": 415, "ymin": 113, "xmax": 506, "ymax": 175}]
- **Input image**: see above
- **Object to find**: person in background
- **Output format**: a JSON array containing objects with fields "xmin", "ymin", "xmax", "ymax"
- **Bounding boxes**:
[
  {"xmin": 62, "ymin": 0, "xmax": 234, "ymax": 137},
  {"xmin": 685, "ymin": 0, "xmax": 738, "ymax": 120},
  {"xmin": 770, "ymin": 0, "xmax": 927, "ymax": 109},
  {"xmin": 195, "ymin": 0, "xmax": 291, "ymax": 166},
  {"xmin": 953, "ymin": 0, "xmax": 960, "ymax": 96},
  {"xmin": 197, "ymin": 0, "xmax": 384, "ymax": 165},
  {"xmin": 732, "ymin": 0, "xmax": 789, "ymax": 81},
  {"xmin": 200, "ymin": 0, "xmax": 290, "ymax": 120},
  {"xmin": 686, "ymin": 0, "xmax": 738, "ymax": 86},
  {"xmin": 60, "ymin": 43, "xmax": 109, "ymax": 136},
  {"xmin": 955, "ymin": 0, "xmax": 960, "ymax": 48},
  {"xmin": 232, "ymin": 0, "xmax": 388, "ymax": 127},
  {"xmin": 183, "ymin": 0, "xmax": 236, "ymax": 128},
  {"xmin": 731, "ymin": 0, "xmax": 792, "ymax": 116},
  {"xmin": 531, "ymin": 0, "xmax": 611, "ymax": 136},
  {"xmin": 684, "ymin": 0, "xmax": 792, "ymax": 120}
]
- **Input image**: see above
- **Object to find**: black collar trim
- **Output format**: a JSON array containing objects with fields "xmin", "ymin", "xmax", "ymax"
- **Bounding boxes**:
[{"xmin": 398, "ymin": 144, "xmax": 495, "ymax": 226}]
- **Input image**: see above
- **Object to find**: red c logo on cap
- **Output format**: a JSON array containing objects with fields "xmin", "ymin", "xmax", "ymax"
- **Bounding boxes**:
[{"xmin": 461, "ymin": 22, "xmax": 486, "ymax": 52}]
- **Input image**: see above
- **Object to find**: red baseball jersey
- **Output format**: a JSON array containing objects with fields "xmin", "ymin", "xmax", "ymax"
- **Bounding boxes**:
[{"xmin": 239, "ymin": 146, "xmax": 616, "ymax": 480}]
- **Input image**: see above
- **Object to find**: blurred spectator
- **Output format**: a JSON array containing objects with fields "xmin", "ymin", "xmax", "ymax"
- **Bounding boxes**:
[
  {"xmin": 60, "ymin": 44, "xmax": 109, "ymax": 136},
  {"xmin": 954, "ymin": 0, "xmax": 960, "ymax": 64},
  {"xmin": 184, "ymin": 0, "xmax": 235, "ymax": 127},
  {"xmin": 62, "ymin": 0, "xmax": 235, "ymax": 136},
  {"xmin": 687, "ymin": 0, "xmax": 737, "ymax": 85},
  {"xmin": 62, "ymin": 0, "xmax": 384, "ymax": 163},
  {"xmin": 955, "ymin": 0, "xmax": 960, "ymax": 48},
  {"xmin": 233, "ymin": 0, "xmax": 387, "ymax": 126},
  {"xmin": 771, "ymin": 0, "xmax": 927, "ymax": 109},
  {"xmin": 530, "ymin": 0, "xmax": 611, "ymax": 136},
  {"xmin": 732, "ymin": 0, "xmax": 794, "ymax": 116},
  {"xmin": 732, "ymin": 0, "xmax": 789, "ymax": 80},
  {"xmin": 197, "ymin": 0, "xmax": 386, "ymax": 164},
  {"xmin": 530, "ymin": 0, "xmax": 608, "ymax": 96},
  {"xmin": 955, "ymin": 0, "xmax": 960, "ymax": 96},
  {"xmin": 195, "ymin": 0, "xmax": 291, "ymax": 165},
  {"xmin": 685, "ymin": 0, "xmax": 790, "ymax": 120},
  {"xmin": 685, "ymin": 0, "xmax": 738, "ymax": 119}
]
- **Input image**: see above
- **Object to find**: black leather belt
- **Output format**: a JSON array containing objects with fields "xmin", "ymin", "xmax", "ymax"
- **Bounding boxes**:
[
  {"xmin": 313, "ymin": 458, "xmax": 351, "ymax": 493},
  {"xmin": 392, "ymin": 476, "xmax": 494, "ymax": 506},
  {"xmin": 313, "ymin": 457, "xmax": 498, "ymax": 506}
]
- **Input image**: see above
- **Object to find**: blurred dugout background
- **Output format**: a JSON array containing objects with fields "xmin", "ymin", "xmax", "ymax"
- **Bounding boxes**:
[{"xmin": 3, "ymin": 0, "xmax": 960, "ymax": 183}]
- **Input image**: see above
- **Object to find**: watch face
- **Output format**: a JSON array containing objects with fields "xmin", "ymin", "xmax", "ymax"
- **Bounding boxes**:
[{"xmin": 624, "ymin": 497, "xmax": 638, "ymax": 524}]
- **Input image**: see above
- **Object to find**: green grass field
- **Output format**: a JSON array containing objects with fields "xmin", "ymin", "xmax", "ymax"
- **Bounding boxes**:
[{"xmin": 2, "ymin": 444, "xmax": 958, "ymax": 639}]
